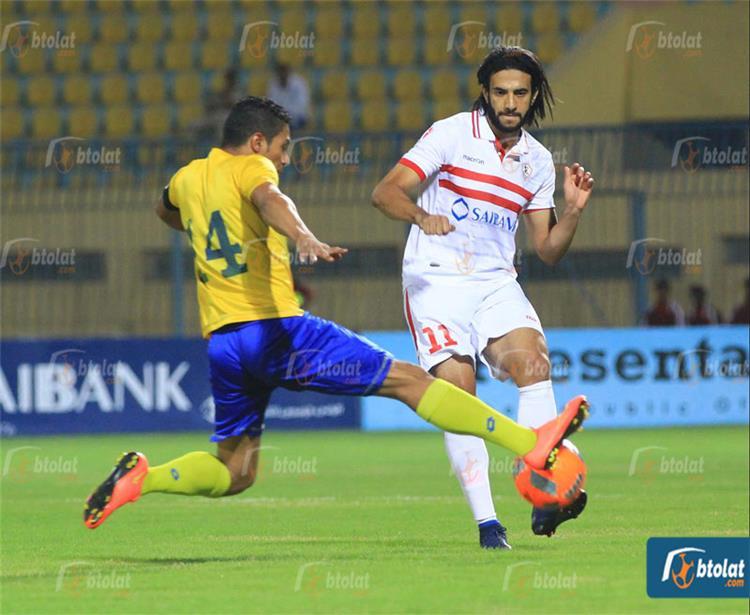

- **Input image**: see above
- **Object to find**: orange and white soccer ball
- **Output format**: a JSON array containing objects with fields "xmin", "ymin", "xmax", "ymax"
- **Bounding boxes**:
[{"xmin": 512, "ymin": 441, "xmax": 586, "ymax": 508}]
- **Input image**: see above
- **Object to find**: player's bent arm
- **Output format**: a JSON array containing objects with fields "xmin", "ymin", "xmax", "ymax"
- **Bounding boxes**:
[
  {"xmin": 524, "ymin": 207, "xmax": 580, "ymax": 266},
  {"xmin": 155, "ymin": 199, "xmax": 184, "ymax": 231}
]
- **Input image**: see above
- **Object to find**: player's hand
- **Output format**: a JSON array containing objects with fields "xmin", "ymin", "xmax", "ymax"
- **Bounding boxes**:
[
  {"xmin": 296, "ymin": 234, "xmax": 348, "ymax": 264},
  {"xmin": 415, "ymin": 211, "xmax": 455, "ymax": 235},
  {"xmin": 563, "ymin": 163, "xmax": 594, "ymax": 212}
]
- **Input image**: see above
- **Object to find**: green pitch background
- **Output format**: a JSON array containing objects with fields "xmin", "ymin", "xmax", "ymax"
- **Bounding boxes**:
[{"xmin": 1, "ymin": 427, "xmax": 748, "ymax": 613}]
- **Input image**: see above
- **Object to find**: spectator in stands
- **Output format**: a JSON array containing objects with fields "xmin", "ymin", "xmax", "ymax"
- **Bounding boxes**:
[
  {"xmin": 730, "ymin": 277, "xmax": 750, "ymax": 324},
  {"xmin": 193, "ymin": 68, "xmax": 240, "ymax": 140},
  {"xmin": 266, "ymin": 63, "xmax": 310, "ymax": 129},
  {"xmin": 686, "ymin": 284, "xmax": 722, "ymax": 325},
  {"xmin": 642, "ymin": 279, "xmax": 685, "ymax": 326}
]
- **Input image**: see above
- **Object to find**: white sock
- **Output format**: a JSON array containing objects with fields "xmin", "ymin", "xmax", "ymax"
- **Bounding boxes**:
[
  {"xmin": 444, "ymin": 432, "xmax": 497, "ymax": 524},
  {"xmin": 517, "ymin": 380, "xmax": 558, "ymax": 428}
]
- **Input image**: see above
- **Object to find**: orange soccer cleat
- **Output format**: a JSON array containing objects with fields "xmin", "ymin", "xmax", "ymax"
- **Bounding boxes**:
[
  {"xmin": 523, "ymin": 395, "xmax": 589, "ymax": 470},
  {"xmin": 83, "ymin": 451, "xmax": 149, "ymax": 529}
]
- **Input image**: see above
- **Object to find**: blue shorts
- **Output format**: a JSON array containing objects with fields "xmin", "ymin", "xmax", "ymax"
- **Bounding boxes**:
[{"xmin": 207, "ymin": 313, "xmax": 393, "ymax": 441}]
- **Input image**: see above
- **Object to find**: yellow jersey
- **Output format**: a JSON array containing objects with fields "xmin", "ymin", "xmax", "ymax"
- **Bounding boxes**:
[{"xmin": 167, "ymin": 148, "xmax": 303, "ymax": 338}]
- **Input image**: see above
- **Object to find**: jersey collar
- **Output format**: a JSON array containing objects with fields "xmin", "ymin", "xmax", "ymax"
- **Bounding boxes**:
[{"xmin": 472, "ymin": 108, "xmax": 530, "ymax": 155}]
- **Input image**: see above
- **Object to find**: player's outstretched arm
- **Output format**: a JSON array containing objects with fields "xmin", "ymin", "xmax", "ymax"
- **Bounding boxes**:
[
  {"xmin": 525, "ymin": 163, "xmax": 594, "ymax": 265},
  {"xmin": 372, "ymin": 164, "xmax": 455, "ymax": 235},
  {"xmin": 251, "ymin": 182, "xmax": 347, "ymax": 264}
]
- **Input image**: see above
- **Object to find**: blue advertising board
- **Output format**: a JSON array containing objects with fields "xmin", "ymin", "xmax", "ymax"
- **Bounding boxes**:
[
  {"xmin": 0, "ymin": 338, "xmax": 359, "ymax": 437},
  {"xmin": 361, "ymin": 326, "xmax": 749, "ymax": 430}
]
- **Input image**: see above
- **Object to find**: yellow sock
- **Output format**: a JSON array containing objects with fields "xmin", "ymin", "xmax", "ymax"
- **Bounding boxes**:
[
  {"xmin": 142, "ymin": 452, "xmax": 231, "ymax": 498},
  {"xmin": 416, "ymin": 379, "xmax": 537, "ymax": 456}
]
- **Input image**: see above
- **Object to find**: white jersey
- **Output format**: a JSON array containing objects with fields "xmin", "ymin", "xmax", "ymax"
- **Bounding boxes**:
[{"xmin": 399, "ymin": 108, "xmax": 556, "ymax": 284}]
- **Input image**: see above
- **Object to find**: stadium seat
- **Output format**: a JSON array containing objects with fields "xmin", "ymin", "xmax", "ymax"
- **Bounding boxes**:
[
  {"xmin": 104, "ymin": 105, "xmax": 135, "ymax": 138},
  {"xmin": 459, "ymin": 4, "xmax": 488, "ymax": 25},
  {"xmin": 63, "ymin": 75, "xmax": 92, "ymax": 105},
  {"xmin": 128, "ymin": 43, "xmax": 159, "ymax": 72},
  {"xmin": 320, "ymin": 70, "xmax": 349, "ymax": 101},
  {"xmin": 65, "ymin": 14, "xmax": 93, "ymax": 44},
  {"xmin": 386, "ymin": 6, "xmax": 416, "ymax": 38},
  {"xmin": 351, "ymin": 39, "xmax": 380, "ymax": 67},
  {"xmin": 68, "ymin": 105, "xmax": 100, "ymax": 137},
  {"xmin": 495, "ymin": 3, "xmax": 525, "ymax": 35},
  {"xmin": 429, "ymin": 69, "xmax": 460, "ymax": 102},
  {"xmin": 279, "ymin": 6, "xmax": 309, "ymax": 33},
  {"xmin": 393, "ymin": 69, "xmax": 422, "ymax": 102},
  {"xmin": 531, "ymin": 2, "xmax": 561, "ymax": 35},
  {"xmin": 1, "ymin": 108, "xmax": 24, "ymax": 140},
  {"xmin": 314, "ymin": 8, "xmax": 343, "ymax": 39},
  {"xmin": 386, "ymin": 38, "xmax": 416, "ymax": 67},
  {"xmin": 536, "ymin": 33, "xmax": 565, "ymax": 65},
  {"xmin": 134, "ymin": 18, "xmax": 165, "ymax": 43},
  {"xmin": 176, "ymin": 104, "xmax": 203, "ymax": 132},
  {"xmin": 395, "ymin": 101, "xmax": 425, "ymax": 131},
  {"xmin": 52, "ymin": 50, "xmax": 83, "ymax": 74},
  {"xmin": 200, "ymin": 42, "xmax": 230, "ymax": 71},
  {"xmin": 323, "ymin": 101, "xmax": 353, "ymax": 133},
  {"xmin": 32, "ymin": 108, "xmax": 62, "ymax": 139},
  {"xmin": 98, "ymin": 15, "xmax": 130, "ymax": 44},
  {"xmin": 206, "ymin": 11, "xmax": 236, "ymax": 41},
  {"xmin": 433, "ymin": 98, "xmax": 463, "ymax": 122},
  {"xmin": 360, "ymin": 101, "xmax": 390, "ymax": 132},
  {"xmin": 464, "ymin": 70, "xmax": 480, "ymax": 100},
  {"xmin": 60, "ymin": 0, "xmax": 88, "ymax": 12},
  {"xmin": 275, "ymin": 47, "xmax": 306, "ymax": 69},
  {"xmin": 246, "ymin": 70, "xmax": 271, "ymax": 96},
  {"xmin": 312, "ymin": 40, "xmax": 342, "ymax": 68},
  {"xmin": 1, "ymin": 79, "xmax": 20, "ymax": 107},
  {"xmin": 356, "ymin": 70, "xmax": 387, "ymax": 102},
  {"xmin": 20, "ymin": 0, "xmax": 52, "ymax": 14},
  {"xmin": 423, "ymin": 36, "xmax": 451, "ymax": 66},
  {"xmin": 141, "ymin": 105, "xmax": 173, "ymax": 138},
  {"xmin": 171, "ymin": 13, "xmax": 200, "ymax": 42},
  {"xmin": 15, "ymin": 51, "xmax": 47, "ymax": 75},
  {"xmin": 131, "ymin": 0, "xmax": 160, "ymax": 11},
  {"xmin": 423, "ymin": 5, "xmax": 452, "ymax": 36},
  {"xmin": 173, "ymin": 72, "xmax": 203, "ymax": 104},
  {"xmin": 351, "ymin": 5, "xmax": 380, "ymax": 38},
  {"xmin": 27, "ymin": 76, "xmax": 57, "ymax": 106},
  {"xmin": 96, "ymin": 0, "xmax": 125, "ymax": 12},
  {"xmin": 99, "ymin": 74, "xmax": 130, "ymax": 105},
  {"xmin": 163, "ymin": 43, "xmax": 195, "ymax": 71},
  {"xmin": 568, "ymin": 2, "xmax": 597, "ymax": 34},
  {"xmin": 136, "ymin": 73, "xmax": 166, "ymax": 104},
  {"xmin": 89, "ymin": 43, "xmax": 120, "ymax": 72}
]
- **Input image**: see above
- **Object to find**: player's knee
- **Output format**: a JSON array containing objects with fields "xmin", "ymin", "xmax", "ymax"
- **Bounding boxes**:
[
  {"xmin": 513, "ymin": 351, "xmax": 550, "ymax": 385},
  {"xmin": 227, "ymin": 470, "xmax": 256, "ymax": 495}
]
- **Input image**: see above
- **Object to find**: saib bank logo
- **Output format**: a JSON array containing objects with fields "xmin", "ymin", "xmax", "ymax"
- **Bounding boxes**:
[{"xmin": 647, "ymin": 537, "xmax": 749, "ymax": 598}]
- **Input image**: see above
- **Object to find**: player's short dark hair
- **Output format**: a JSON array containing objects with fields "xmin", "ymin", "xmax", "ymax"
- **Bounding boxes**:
[
  {"xmin": 472, "ymin": 46, "xmax": 554, "ymax": 128},
  {"xmin": 221, "ymin": 96, "xmax": 291, "ymax": 147}
]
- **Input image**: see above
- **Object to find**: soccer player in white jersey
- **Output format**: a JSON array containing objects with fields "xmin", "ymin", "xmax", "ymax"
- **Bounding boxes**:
[{"xmin": 372, "ymin": 47, "xmax": 595, "ymax": 549}]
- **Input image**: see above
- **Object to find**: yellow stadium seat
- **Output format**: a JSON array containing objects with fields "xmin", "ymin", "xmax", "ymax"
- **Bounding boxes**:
[
  {"xmin": 531, "ymin": 2, "xmax": 561, "ymax": 35},
  {"xmin": 423, "ymin": 36, "xmax": 450, "ymax": 66},
  {"xmin": 32, "ymin": 108, "xmax": 62, "ymax": 139},
  {"xmin": 247, "ymin": 70, "xmax": 271, "ymax": 96},
  {"xmin": 1, "ymin": 79, "xmax": 20, "ymax": 106},
  {"xmin": 104, "ymin": 105, "xmax": 134, "ymax": 138},
  {"xmin": 429, "ymin": 69, "xmax": 459, "ymax": 101},
  {"xmin": 89, "ymin": 44, "xmax": 120, "ymax": 72},
  {"xmin": 323, "ymin": 102, "xmax": 352, "ymax": 133},
  {"xmin": 360, "ymin": 101, "xmax": 389, "ymax": 132},
  {"xmin": 352, "ymin": 6, "xmax": 380, "ymax": 38},
  {"xmin": 21, "ymin": 0, "xmax": 52, "ymax": 15},
  {"xmin": 141, "ymin": 105, "xmax": 173, "ymax": 138},
  {"xmin": 62, "ymin": 75, "xmax": 92, "ymax": 105},
  {"xmin": 136, "ymin": 73, "xmax": 166, "ymax": 104},
  {"xmin": 275, "ymin": 46, "xmax": 306, "ymax": 69},
  {"xmin": 163, "ymin": 43, "xmax": 194, "ymax": 71},
  {"xmin": 386, "ymin": 38, "xmax": 416, "ymax": 67},
  {"xmin": 176, "ymin": 104, "xmax": 203, "ymax": 131},
  {"xmin": 536, "ymin": 33, "xmax": 565, "ymax": 65},
  {"xmin": 16, "ymin": 51, "xmax": 47, "ymax": 75},
  {"xmin": 98, "ymin": 15, "xmax": 130, "ymax": 44},
  {"xmin": 99, "ymin": 74, "xmax": 130, "ymax": 105},
  {"xmin": 97, "ymin": 0, "xmax": 125, "ymax": 12},
  {"xmin": 393, "ymin": 69, "xmax": 421, "ymax": 102},
  {"xmin": 134, "ymin": 18, "xmax": 165, "ymax": 43},
  {"xmin": 59, "ymin": 0, "xmax": 88, "ymax": 12},
  {"xmin": 27, "ymin": 76, "xmax": 57, "ymax": 106},
  {"xmin": 65, "ymin": 14, "xmax": 93, "ymax": 43},
  {"xmin": 52, "ymin": 50, "xmax": 83, "ymax": 73},
  {"xmin": 387, "ymin": 6, "xmax": 415, "ymax": 37},
  {"xmin": 314, "ymin": 8, "xmax": 343, "ymax": 38},
  {"xmin": 206, "ymin": 11, "xmax": 235, "ymax": 40},
  {"xmin": 200, "ymin": 42, "xmax": 230, "ymax": 71},
  {"xmin": 171, "ymin": 13, "xmax": 200, "ymax": 42},
  {"xmin": 167, "ymin": 0, "xmax": 193, "ymax": 11},
  {"xmin": 173, "ymin": 72, "xmax": 202, "ymax": 104},
  {"xmin": 68, "ymin": 105, "xmax": 99, "ymax": 137},
  {"xmin": 423, "ymin": 5, "xmax": 452, "ymax": 36},
  {"xmin": 433, "ymin": 98, "xmax": 462, "ymax": 122},
  {"xmin": 495, "ymin": 4, "xmax": 524, "ymax": 35},
  {"xmin": 465, "ymin": 70, "xmax": 480, "ymax": 99},
  {"xmin": 396, "ymin": 101, "xmax": 425, "ymax": 132},
  {"xmin": 279, "ymin": 7, "xmax": 308, "ymax": 34},
  {"xmin": 320, "ymin": 70, "xmax": 349, "ymax": 101},
  {"xmin": 312, "ymin": 40, "xmax": 341, "ymax": 68},
  {"xmin": 351, "ymin": 39, "xmax": 380, "ymax": 67},
  {"xmin": 1, "ymin": 108, "xmax": 24, "ymax": 140},
  {"xmin": 459, "ymin": 4, "xmax": 487, "ymax": 24},
  {"xmin": 356, "ymin": 70, "xmax": 387, "ymax": 102},
  {"xmin": 128, "ymin": 43, "xmax": 158, "ymax": 72},
  {"xmin": 568, "ymin": 2, "xmax": 597, "ymax": 34}
]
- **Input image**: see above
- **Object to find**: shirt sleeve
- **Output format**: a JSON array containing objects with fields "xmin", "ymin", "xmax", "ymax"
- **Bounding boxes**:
[
  {"xmin": 166, "ymin": 167, "xmax": 186, "ymax": 210},
  {"xmin": 524, "ymin": 159, "xmax": 556, "ymax": 212},
  {"xmin": 239, "ymin": 155, "xmax": 280, "ymax": 198},
  {"xmin": 398, "ymin": 122, "xmax": 449, "ymax": 182}
]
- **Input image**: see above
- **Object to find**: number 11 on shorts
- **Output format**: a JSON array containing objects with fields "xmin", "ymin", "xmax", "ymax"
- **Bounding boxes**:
[{"xmin": 422, "ymin": 324, "xmax": 458, "ymax": 354}]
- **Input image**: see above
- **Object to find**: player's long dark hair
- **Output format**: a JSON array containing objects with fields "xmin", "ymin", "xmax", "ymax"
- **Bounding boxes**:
[
  {"xmin": 472, "ymin": 46, "xmax": 554, "ymax": 129},
  {"xmin": 222, "ymin": 96, "xmax": 291, "ymax": 147}
]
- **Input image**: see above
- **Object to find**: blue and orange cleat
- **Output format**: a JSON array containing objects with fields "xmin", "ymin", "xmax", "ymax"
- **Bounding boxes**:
[
  {"xmin": 83, "ymin": 451, "xmax": 148, "ymax": 529},
  {"xmin": 532, "ymin": 490, "xmax": 588, "ymax": 537},
  {"xmin": 523, "ymin": 395, "xmax": 589, "ymax": 470}
]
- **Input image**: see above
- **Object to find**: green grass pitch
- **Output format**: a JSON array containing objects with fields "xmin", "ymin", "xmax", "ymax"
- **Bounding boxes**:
[{"xmin": 1, "ymin": 427, "xmax": 748, "ymax": 613}]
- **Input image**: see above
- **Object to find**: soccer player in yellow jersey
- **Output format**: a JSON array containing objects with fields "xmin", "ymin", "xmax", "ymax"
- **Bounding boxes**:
[{"xmin": 83, "ymin": 97, "xmax": 589, "ymax": 531}]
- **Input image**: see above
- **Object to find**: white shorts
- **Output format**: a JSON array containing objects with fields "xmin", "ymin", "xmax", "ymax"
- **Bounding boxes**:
[{"xmin": 403, "ymin": 273, "xmax": 544, "ymax": 380}]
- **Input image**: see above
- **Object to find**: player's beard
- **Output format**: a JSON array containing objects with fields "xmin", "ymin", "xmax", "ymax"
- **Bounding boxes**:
[{"xmin": 487, "ymin": 108, "xmax": 524, "ymax": 136}]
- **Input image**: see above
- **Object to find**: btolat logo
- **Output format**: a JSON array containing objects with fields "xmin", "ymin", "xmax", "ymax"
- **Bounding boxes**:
[{"xmin": 662, "ymin": 547, "xmax": 746, "ymax": 591}]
